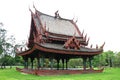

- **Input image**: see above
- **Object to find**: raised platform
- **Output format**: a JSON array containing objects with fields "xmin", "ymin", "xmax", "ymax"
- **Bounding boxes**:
[{"xmin": 16, "ymin": 67, "xmax": 104, "ymax": 75}]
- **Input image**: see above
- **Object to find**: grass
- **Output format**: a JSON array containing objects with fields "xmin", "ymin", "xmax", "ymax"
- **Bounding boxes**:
[{"xmin": 0, "ymin": 68, "xmax": 120, "ymax": 80}]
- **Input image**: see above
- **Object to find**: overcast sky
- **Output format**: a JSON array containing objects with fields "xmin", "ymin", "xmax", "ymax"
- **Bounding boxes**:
[{"xmin": 0, "ymin": 0, "xmax": 120, "ymax": 52}]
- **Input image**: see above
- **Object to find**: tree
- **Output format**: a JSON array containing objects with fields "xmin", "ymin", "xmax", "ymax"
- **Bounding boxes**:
[
  {"xmin": 93, "ymin": 50, "xmax": 115, "ymax": 68},
  {"xmin": 0, "ymin": 23, "xmax": 6, "ymax": 55},
  {"xmin": 114, "ymin": 52, "xmax": 120, "ymax": 67},
  {"xmin": 104, "ymin": 50, "xmax": 114, "ymax": 67},
  {"xmin": 0, "ymin": 23, "xmax": 16, "ymax": 68},
  {"xmin": 68, "ymin": 59, "xmax": 82, "ymax": 68}
]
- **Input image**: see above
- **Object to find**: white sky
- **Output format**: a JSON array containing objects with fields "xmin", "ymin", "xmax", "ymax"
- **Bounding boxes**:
[{"xmin": 0, "ymin": 0, "xmax": 120, "ymax": 52}]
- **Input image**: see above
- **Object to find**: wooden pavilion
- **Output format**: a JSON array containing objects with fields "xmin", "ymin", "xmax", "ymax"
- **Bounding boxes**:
[{"xmin": 16, "ymin": 8, "xmax": 105, "ymax": 75}]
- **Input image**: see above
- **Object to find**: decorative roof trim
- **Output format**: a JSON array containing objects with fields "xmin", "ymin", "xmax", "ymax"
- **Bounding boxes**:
[{"xmin": 17, "ymin": 43, "xmax": 103, "ymax": 56}]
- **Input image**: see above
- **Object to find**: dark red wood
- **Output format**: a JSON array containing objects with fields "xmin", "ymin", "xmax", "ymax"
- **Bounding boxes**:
[
  {"xmin": 16, "ymin": 8, "xmax": 104, "ymax": 75},
  {"xmin": 16, "ymin": 67, "xmax": 104, "ymax": 75}
]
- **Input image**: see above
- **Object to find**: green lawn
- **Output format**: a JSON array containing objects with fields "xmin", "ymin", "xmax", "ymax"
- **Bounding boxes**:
[{"xmin": 0, "ymin": 68, "xmax": 120, "ymax": 80}]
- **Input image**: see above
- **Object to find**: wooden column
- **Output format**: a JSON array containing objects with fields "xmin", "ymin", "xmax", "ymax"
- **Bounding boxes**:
[
  {"xmin": 57, "ymin": 59, "xmax": 60, "ymax": 70},
  {"xmin": 31, "ymin": 57, "xmax": 34, "ymax": 69},
  {"xmin": 37, "ymin": 54, "xmax": 41, "ymax": 70},
  {"xmin": 23, "ymin": 56, "xmax": 25, "ymax": 68},
  {"xmin": 89, "ymin": 56, "xmax": 93, "ymax": 69},
  {"xmin": 40, "ymin": 56, "xmax": 44, "ymax": 69},
  {"xmin": 26, "ymin": 58, "xmax": 28, "ymax": 69},
  {"xmin": 66, "ymin": 58, "xmax": 69, "ymax": 70},
  {"xmin": 62, "ymin": 58, "xmax": 64, "ymax": 70},
  {"xmin": 50, "ymin": 58, "xmax": 54, "ymax": 70},
  {"xmin": 23, "ymin": 56, "xmax": 28, "ymax": 69},
  {"xmin": 83, "ymin": 57, "xmax": 87, "ymax": 70},
  {"xmin": 37, "ymin": 57, "xmax": 40, "ymax": 70}
]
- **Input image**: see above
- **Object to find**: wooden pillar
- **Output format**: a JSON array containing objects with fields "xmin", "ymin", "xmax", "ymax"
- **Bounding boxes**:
[
  {"xmin": 83, "ymin": 57, "xmax": 87, "ymax": 70},
  {"xmin": 57, "ymin": 59, "xmax": 60, "ymax": 70},
  {"xmin": 89, "ymin": 57, "xmax": 92, "ymax": 69},
  {"xmin": 37, "ymin": 54, "xmax": 41, "ymax": 70},
  {"xmin": 37, "ymin": 57, "xmax": 40, "ymax": 70},
  {"xmin": 40, "ymin": 56, "xmax": 44, "ymax": 69},
  {"xmin": 24, "ymin": 60, "xmax": 27, "ymax": 68},
  {"xmin": 62, "ymin": 58, "xmax": 64, "ymax": 70},
  {"xmin": 23, "ymin": 56, "xmax": 26, "ymax": 68},
  {"xmin": 66, "ymin": 58, "xmax": 69, "ymax": 70},
  {"xmin": 39, "ymin": 58, "xmax": 41, "ymax": 69},
  {"xmin": 26, "ymin": 59, "xmax": 28, "ymax": 69},
  {"xmin": 50, "ymin": 58, "xmax": 54, "ymax": 70},
  {"xmin": 31, "ymin": 57, "xmax": 34, "ymax": 69},
  {"xmin": 23, "ymin": 56, "xmax": 28, "ymax": 69}
]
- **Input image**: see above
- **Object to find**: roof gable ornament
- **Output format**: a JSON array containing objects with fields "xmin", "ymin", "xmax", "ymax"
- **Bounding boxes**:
[
  {"xmin": 96, "ymin": 44, "xmax": 98, "ymax": 49},
  {"xmin": 87, "ymin": 37, "xmax": 90, "ymax": 44},
  {"xmin": 64, "ymin": 36, "xmax": 80, "ymax": 50},
  {"xmin": 54, "ymin": 10, "xmax": 61, "ymax": 18},
  {"xmin": 75, "ymin": 18, "xmax": 78, "ymax": 23},
  {"xmin": 33, "ymin": 3, "xmax": 37, "ymax": 11},
  {"xmin": 84, "ymin": 34, "xmax": 87, "ymax": 41},
  {"xmin": 90, "ymin": 44, "xmax": 93, "ymax": 48},
  {"xmin": 100, "ymin": 42, "xmax": 105, "ymax": 49},
  {"xmin": 81, "ymin": 30, "xmax": 84, "ymax": 37}
]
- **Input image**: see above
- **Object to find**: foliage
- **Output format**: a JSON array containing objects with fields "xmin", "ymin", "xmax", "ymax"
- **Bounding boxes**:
[
  {"xmin": 0, "ymin": 68, "xmax": 120, "ymax": 80},
  {"xmin": 1, "ymin": 22, "xmax": 120, "ymax": 69},
  {"xmin": 93, "ymin": 50, "xmax": 114, "ymax": 67},
  {"xmin": 0, "ymin": 23, "xmax": 6, "ymax": 55},
  {"xmin": 0, "ymin": 23, "xmax": 16, "ymax": 68},
  {"xmin": 113, "ymin": 52, "xmax": 120, "ymax": 67},
  {"xmin": 68, "ymin": 58, "xmax": 82, "ymax": 68},
  {"xmin": 14, "ymin": 56, "xmax": 24, "ymax": 66},
  {"xmin": 67, "ymin": 50, "xmax": 120, "ymax": 68},
  {"xmin": 92, "ymin": 50, "xmax": 120, "ymax": 68}
]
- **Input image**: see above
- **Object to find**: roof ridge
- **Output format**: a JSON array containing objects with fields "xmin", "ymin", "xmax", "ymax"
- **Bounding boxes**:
[{"xmin": 36, "ymin": 10, "xmax": 73, "ymax": 21}]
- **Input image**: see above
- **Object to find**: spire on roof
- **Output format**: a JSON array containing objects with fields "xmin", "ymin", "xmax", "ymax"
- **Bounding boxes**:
[
  {"xmin": 29, "ymin": 7, "xmax": 32, "ymax": 13},
  {"xmin": 90, "ymin": 44, "xmax": 93, "ymax": 48},
  {"xmin": 75, "ymin": 18, "xmax": 78, "ymax": 23},
  {"xmin": 81, "ymin": 30, "xmax": 84, "ymax": 37},
  {"xmin": 87, "ymin": 37, "xmax": 90, "ymax": 44},
  {"xmin": 33, "ymin": 3, "xmax": 37, "ymax": 11},
  {"xmin": 84, "ymin": 34, "xmax": 87, "ymax": 41},
  {"xmin": 100, "ymin": 42, "xmax": 105, "ymax": 49},
  {"xmin": 55, "ymin": 10, "xmax": 61, "ymax": 18},
  {"xmin": 96, "ymin": 44, "xmax": 98, "ymax": 49}
]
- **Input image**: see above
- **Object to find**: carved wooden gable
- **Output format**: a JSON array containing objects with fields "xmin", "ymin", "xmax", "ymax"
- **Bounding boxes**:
[{"xmin": 64, "ymin": 37, "xmax": 80, "ymax": 50}]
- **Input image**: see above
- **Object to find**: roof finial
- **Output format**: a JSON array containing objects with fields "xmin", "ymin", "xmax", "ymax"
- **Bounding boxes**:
[
  {"xmin": 100, "ymin": 42, "xmax": 105, "ymax": 49},
  {"xmin": 87, "ymin": 37, "xmax": 90, "ymax": 44},
  {"xmin": 96, "ymin": 44, "xmax": 98, "ymax": 49},
  {"xmin": 29, "ymin": 6, "xmax": 32, "ymax": 12},
  {"xmin": 33, "ymin": 2, "xmax": 37, "ymax": 11},
  {"xmin": 90, "ymin": 44, "xmax": 93, "ymax": 48},
  {"xmin": 84, "ymin": 34, "xmax": 87, "ymax": 41},
  {"xmin": 75, "ymin": 18, "xmax": 78, "ymax": 23},
  {"xmin": 29, "ymin": 6, "xmax": 34, "ymax": 15},
  {"xmin": 82, "ymin": 30, "xmax": 84, "ymax": 37},
  {"xmin": 55, "ymin": 10, "xmax": 61, "ymax": 18}
]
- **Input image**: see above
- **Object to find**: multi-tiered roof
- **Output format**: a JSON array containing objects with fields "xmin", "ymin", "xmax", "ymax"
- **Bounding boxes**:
[
  {"xmin": 17, "ymin": 9, "xmax": 104, "ymax": 56},
  {"xmin": 16, "ymin": 8, "xmax": 105, "ymax": 75}
]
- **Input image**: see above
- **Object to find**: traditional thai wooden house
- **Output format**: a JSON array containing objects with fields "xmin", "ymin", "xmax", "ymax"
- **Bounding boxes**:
[{"xmin": 16, "ymin": 7, "xmax": 105, "ymax": 75}]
